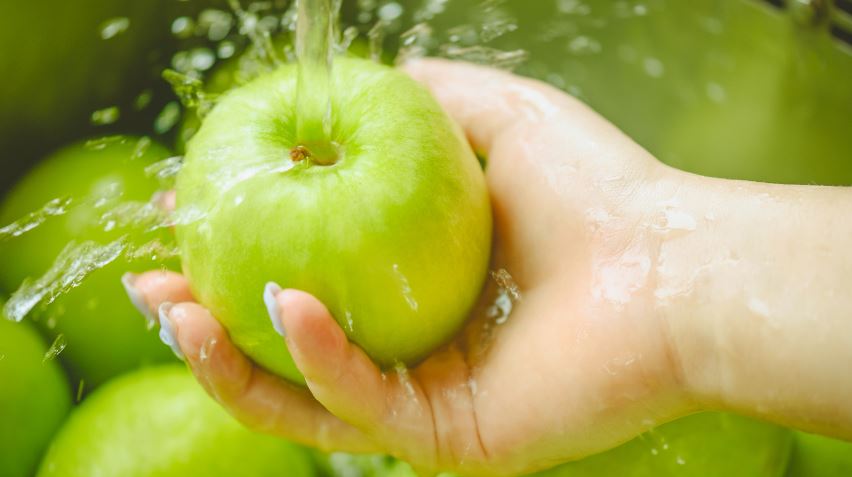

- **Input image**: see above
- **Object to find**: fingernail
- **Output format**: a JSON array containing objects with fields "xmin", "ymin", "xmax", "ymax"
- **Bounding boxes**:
[
  {"xmin": 158, "ymin": 302, "xmax": 184, "ymax": 360},
  {"xmin": 121, "ymin": 272, "xmax": 154, "ymax": 325},
  {"xmin": 263, "ymin": 281, "xmax": 286, "ymax": 337}
]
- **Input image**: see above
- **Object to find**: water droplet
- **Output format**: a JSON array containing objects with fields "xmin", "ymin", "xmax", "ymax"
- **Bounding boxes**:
[
  {"xmin": 132, "ymin": 137, "xmax": 152, "ymax": 160},
  {"xmin": 200, "ymin": 336, "xmax": 218, "ymax": 362},
  {"xmin": 654, "ymin": 209, "xmax": 696, "ymax": 232},
  {"xmin": 486, "ymin": 268, "xmax": 521, "ymax": 325},
  {"xmin": 643, "ymin": 57, "xmax": 665, "ymax": 78},
  {"xmin": 90, "ymin": 106, "xmax": 120, "ymax": 126},
  {"xmin": 218, "ymin": 40, "xmax": 237, "ymax": 59},
  {"xmin": 344, "ymin": 310, "xmax": 354, "ymax": 333},
  {"xmin": 189, "ymin": 48, "xmax": 217, "ymax": 71},
  {"xmin": 557, "ymin": 0, "xmax": 591, "ymax": 15},
  {"xmin": 171, "ymin": 16, "xmax": 195, "ymax": 38},
  {"xmin": 377, "ymin": 2, "xmax": 403, "ymax": 21},
  {"xmin": 676, "ymin": 456, "xmax": 686, "ymax": 465},
  {"xmin": 394, "ymin": 362, "xmax": 418, "ymax": 401},
  {"xmin": 440, "ymin": 45, "xmax": 528, "ymax": 70},
  {"xmin": 154, "ymin": 101, "xmax": 182, "ymax": 134},
  {"xmin": 198, "ymin": 9, "xmax": 234, "ymax": 42},
  {"xmin": 568, "ymin": 35, "xmax": 602, "ymax": 55},
  {"xmin": 337, "ymin": 25, "xmax": 359, "ymax": 53},
  {"xmin": 100, "ymin": 17, "xmax": 130, "ymax": 40},
  {"xmin": 144, "ymin": 156, "xmax": 184, "ymax": 183},
  {"xmin": 706, "ymin": 82, "xmax": 726, "ymax": 103},
  {"xmin": 368, "ymin": 20, "xmax": 387, "ymax": 62},
  {"xmin": 397, "ymin": 23, "xmax": 433, "ymax": 64},
  {"xmin": 392, "ymin": 264, "xmax": 418, "ymax": 311},
  {"xmin": 43, "ymin": 334, "xmax": 67, "ymax": 362},
  {"xmin": 413, "ymin": 0, "xmax": 448, "ymax": 22},
  {"xmin": 748, "ymin": 298, "xmax": 770, "ymax": 318},
  {"xmin": 134, "ymin": 89, "xmax": 153, "ymax": 111}
]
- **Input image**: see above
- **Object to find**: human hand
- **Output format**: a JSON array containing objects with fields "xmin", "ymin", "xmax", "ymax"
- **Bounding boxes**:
[{"xmin": 123, "ymin": 59, "xmax": 695, "ymax": 476}]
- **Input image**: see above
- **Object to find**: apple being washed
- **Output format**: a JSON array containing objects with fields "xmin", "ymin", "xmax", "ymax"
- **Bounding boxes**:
[{"xmin": 176, "ymin": 57, "xmax": 492, "ymax": 382}]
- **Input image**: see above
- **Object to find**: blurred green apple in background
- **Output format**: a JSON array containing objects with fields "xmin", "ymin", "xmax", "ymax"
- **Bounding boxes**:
[
  {"xmin": 0, "ymin": 0, "xmax": 194, "ymax": 191},
  {"xmin": 0, "ymin": 137, "xmax": 178, "ymax": 389},
  {"xmin": 784, "ymin": 431, "xmax": 852, "ymax": 476},
  {"xmin": 176, "ymin": 57, "xmax": 491, "ymax": 382},
  {"xmin": 37, "ymin": 365, "xmax": 317, "ymax": 477},
  {"xmin": 531, "ymin": 412, "xmax": 792, "ymax": 477},
  {"xmin": 0, "ymin": 306, "xmax": 71, "ymax": 477}
]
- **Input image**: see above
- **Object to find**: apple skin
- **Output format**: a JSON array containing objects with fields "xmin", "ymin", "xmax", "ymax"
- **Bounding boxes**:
[
  {"xmin": 0, "ymin": 307, "xmax": 72, "ymax": 477},
  {"xmin": 36, "ymin": 365, "xmax": 316, "ymax": 477},
  {"xmin": 176, "ymin": 57, "xmax": 492, "ymax": 382},
  {"xmin": 784, "ymin": 431, "xmax": 852, "ymax": 476},
  {"xmin": 0, "ymin": 137, "xmax": 178, "ymax": 389},
  {"xmin": 530, "ymin": 412, "xmax": 792, "ymax": 477}
]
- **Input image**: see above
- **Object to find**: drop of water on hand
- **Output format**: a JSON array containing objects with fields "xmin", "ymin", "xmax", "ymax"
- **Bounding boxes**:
[{"xmin": 200, "ymin": 336, "xmax": 218, "ymax": 362}]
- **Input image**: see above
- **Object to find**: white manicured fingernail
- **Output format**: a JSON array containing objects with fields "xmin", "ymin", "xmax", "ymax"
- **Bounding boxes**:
[
  {"xmin": 263, "ymin": 282, "xmax": 286, "ymax": 337},
  {"xmin": 158, "ymin": 302, "xmax": 184, "ymax": 360},
  {"xmin": 121, "ymin": 272, "xmax": 154, "ymax": 325}
]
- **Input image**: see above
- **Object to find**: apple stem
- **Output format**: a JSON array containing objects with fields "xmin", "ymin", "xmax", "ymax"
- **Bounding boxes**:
[{"xmin": 290, "ymin": 142, "xmax": 338, "ymax": 166}]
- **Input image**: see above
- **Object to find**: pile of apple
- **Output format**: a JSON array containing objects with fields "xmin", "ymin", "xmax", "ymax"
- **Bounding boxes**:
[{"xmin": 1, "ymin": 12, "xmax": 850, "ymax": 477}]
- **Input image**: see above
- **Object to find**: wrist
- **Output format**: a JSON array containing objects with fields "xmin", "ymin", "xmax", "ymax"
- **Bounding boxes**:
[{"xmin": 638, "ymin": 166, "xmax": 732, "ymax": 411}]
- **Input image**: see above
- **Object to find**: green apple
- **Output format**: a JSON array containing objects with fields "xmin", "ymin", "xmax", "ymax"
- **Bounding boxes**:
[
  {"xmin": 176, "ymin": 57, "xmax": 491, "ymax": 382},
  {"xmin": 0, "ymin": 0, "xmax": 185, "ymax": 191},
  {"xmin": 785, "ymin": 431, "xmax": 852, "ymax": 476},
  {"xmin": 37, "ymin": 365, "xmax": 316, "ymax": 477},
  {"xmin": 531, "ymin": 412, "xmax": 791, "ymax": 477},
  {"xmin": 0, "ymin": 137, "xmax": 178, "ymax": 389},
  {"xmin": 0, "ymin": 304, "xmax": 72, "ymax": 477}
]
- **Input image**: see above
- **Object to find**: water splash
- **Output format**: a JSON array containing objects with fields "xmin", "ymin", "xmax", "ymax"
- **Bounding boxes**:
[
  {"xmin": 4, "ymin": 239, "xmax": 129, "ymax": 322},
  {"xmin": 396, "ymin": 23, "xmax": 433, "ymax": 64},
  {"xmin": 125, "ymin": 239, "xmax": 180, "ymax": 262},
  {"xmin": 42, "ymin": 334, "xmax": 67, "ymax": 362},
  {"xmin": 162, "ymin": 70, "xmax": 214, "ymax": 115},
  {"xmin": 228, "ymin": 0, "xmax": 282, "ymax": 66},
  {"xmin": 439, "ymin": 45, "xmax": 528, "ymax": 70},
  {"xmin": 144, "ymin": 156, "xmax": 184, "ymax": 184},
  {"xmin": 0, "ymin": 197, "xmax": 72, "ymax": 242}
]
